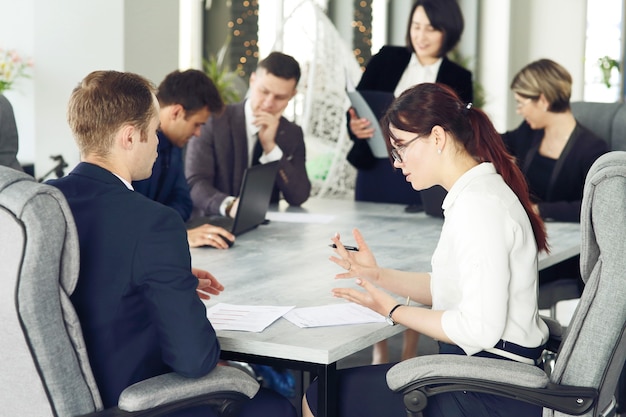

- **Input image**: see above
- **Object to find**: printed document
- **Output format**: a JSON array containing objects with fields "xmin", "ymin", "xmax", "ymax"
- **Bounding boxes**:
[
  {"xmin": 205, "ymin": 303, "xmax": 295, "ymax": 332},
  {"xmin": 283, "ymin": 302, "xmax": 385, "ymax": 328}
]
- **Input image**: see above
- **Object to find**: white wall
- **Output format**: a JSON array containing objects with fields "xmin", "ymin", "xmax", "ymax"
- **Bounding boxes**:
[
  {"xmin": 2, "ymin": 1, "xmax": 36, "ymax": 167},
  {"xmin": 480, "ymin": 0, "xmax": 588, "ymax": 131},
  {"xmin": 1, "ymin": 0, "xmax": 179, "ymax": 178},
  {"xmin": 33, "ymin": 0, "xmax": 125, "ymax": 178}
]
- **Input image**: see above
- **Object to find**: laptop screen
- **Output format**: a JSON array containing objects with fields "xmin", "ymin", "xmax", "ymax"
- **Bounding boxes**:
[{"xmin": 230, "ymin": 160, "xmax": 280, "ymax": 235}]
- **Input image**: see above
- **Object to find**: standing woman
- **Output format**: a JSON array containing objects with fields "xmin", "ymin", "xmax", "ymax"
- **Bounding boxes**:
[
  {"xmin": 348, "ymin": 0, "xmax": 473, "ymax": 205},
  {"xmin": 303, "ymin": 83, "xmax": 549, "ymax": 417}
]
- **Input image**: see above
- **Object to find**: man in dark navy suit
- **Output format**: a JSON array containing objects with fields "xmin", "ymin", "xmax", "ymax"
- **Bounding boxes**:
[
  {"xmin": 48, "ymin": 70, "xmax": 296, "ymax": 417},
  {"xmin": 132, "ymin": 69, "xmax": 235, "ymax": 249}
]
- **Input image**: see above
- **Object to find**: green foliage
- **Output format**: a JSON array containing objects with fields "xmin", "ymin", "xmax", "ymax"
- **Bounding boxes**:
[
  {"xmin": 597, "ymin": 55, "xmax": 620, "ymax": 88},
  {"xmin": 202, "ymin": 56, "xmax": 242, "ymax": 104},
  {"xmin": 448, "ymin": 49, "xmax": 486, "ymax": 109}
]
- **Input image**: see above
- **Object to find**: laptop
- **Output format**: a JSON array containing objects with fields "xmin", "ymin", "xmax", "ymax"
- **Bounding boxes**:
[{"xmin": 188, "ymin": 160, "xmax": 280, "ymax": 237}]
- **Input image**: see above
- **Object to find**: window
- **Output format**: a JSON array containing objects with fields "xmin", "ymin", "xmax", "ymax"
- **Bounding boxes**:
[{"xmin": 583, "ymin": 0, "xmax": 623, "ymax": 102}]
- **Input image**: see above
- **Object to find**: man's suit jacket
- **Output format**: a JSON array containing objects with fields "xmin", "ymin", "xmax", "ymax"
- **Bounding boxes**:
[
  {"xmin": 48, "ymin": 162, "xmax": 220, "ymax": 407},
  {"xmin": 356, "ymin": 45, "xmax": 474, "ymax": 103},
  {"xmin": 501, "ymin": 120, "xmax": 609, "ymax": 222},
  {"xmin": 133, "ymin": 131, "xmax": 193, "ymax": 221},
  {"xmin": 185, "ymin": 100, "xmax": 311, "ymax": 218}
]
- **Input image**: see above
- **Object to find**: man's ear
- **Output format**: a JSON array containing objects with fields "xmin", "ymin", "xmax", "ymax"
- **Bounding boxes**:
[
  {"xmin": 170, "ymin": 104, "xmax": 184, "ymax": 120},
  {"xmin": 118, "ymin": 124, "xmax": 138, "ymax": 150}
]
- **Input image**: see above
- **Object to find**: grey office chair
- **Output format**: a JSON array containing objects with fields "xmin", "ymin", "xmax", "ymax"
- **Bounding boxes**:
[
  {"xmin": 386, "ymin": 151, "xmax": 626, "ymax": 417},
  {"xmin": 0, "ymin": 166, "xmax": 259, "ymax": 417}
]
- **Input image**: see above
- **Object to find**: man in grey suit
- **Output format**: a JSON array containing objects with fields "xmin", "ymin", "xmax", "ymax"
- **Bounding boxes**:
[
  {"xmin": 0, "ymin": 94, "xmax": 23, "ymax": 171},
  {"xmin": 185, "ymin": 52, "xmax": 311, "ymax": 219}
]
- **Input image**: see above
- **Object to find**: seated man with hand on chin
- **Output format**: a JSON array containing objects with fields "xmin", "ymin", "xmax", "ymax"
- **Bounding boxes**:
[{"xmin": 185, "ymin": 51, "xmax": 311, "ymax": 220}]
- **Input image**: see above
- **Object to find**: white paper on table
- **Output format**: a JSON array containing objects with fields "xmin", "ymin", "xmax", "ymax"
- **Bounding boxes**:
[
  {"xmin": 205, "ymin": 303, "xmax": 295, "ymax": 332},
  {"xmin": 265, "ymin": 211, "xmax": 335, "ymax": 224},
  {"xmin": 283, "ymin": 302, "xmax": 386, "ymax": 328}
]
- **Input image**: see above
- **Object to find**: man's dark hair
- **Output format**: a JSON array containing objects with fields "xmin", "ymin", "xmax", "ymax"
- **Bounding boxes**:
[
  {"xmin": 157, "ymin": 69, "xmax": 224, "ymax": 116},
  {"xmin": 257, "ymin": 52, "xmax": 301, "ymax": 84}
]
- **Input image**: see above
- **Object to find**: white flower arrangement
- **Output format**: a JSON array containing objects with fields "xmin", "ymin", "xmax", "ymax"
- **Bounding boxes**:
[{"xmin": 0, "ymin": 48, "xmax": 33, "ymax": 94}]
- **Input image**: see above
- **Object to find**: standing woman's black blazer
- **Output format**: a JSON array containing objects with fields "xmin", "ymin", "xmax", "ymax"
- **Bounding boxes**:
[
  {"xmin": 347, "ymin": 45, "xmax": 473, "ymax": 206},
  {"xmin": 357, "ymin": 45, "xmax": 473, "ymax": 103}
]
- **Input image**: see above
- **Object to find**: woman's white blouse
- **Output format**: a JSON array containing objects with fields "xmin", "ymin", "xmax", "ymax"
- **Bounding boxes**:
[
  {"xmin": 393, "ymin": 54, "xmax": 442, "ymax": 97},
  {"xmin": 431, "ymin": 163, "xmax": 549, "ymax": 358}
]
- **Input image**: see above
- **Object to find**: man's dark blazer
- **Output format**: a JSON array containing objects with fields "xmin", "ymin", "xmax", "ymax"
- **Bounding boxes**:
[
  {"xmin": 356, "ymin": 45, "xmax": 474, "ymax": 103},
  {"xmin": 48, "ymin": 162, "xmax": 220, "ymax": 407},
  {"xmin": 501, "ymin": 120, "xmax": 609, "ymax": 222},
  {"xmin": 133, "ymin": 131, "xmax": 192, "ymax": 221},
  {"xmin": 185, "ymin": 100, "xmax": 311, "ymax": 218}
]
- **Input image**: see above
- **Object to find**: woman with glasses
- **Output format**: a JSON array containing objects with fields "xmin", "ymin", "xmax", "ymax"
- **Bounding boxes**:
[
  {"xmin": 502, "ymin": 59, "xmax": 607, "ymax": 290},
  {"xmin": 502, "ymin": 58, "xmax": 607, "ymax": 223},
  {"xmin": 302, "ymin": 82, "xmax": 549, "ymax": 417},
  {"xmin": 350, "ymin": 0, "xmax": 474, "ymax": 366}
]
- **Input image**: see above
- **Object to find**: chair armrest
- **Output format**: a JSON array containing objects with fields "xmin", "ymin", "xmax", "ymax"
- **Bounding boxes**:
[
  {"xmin": 386, "ymin": 355, "xmax": 596, "ymax": 416},
  {"xmin": 118, "ymin": 366, "xmax": 260, "ymax": 412}
]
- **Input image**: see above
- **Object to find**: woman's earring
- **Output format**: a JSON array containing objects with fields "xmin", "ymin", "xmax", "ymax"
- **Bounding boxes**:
[{"xmin": 437, "ymin": 148, "xmax": 442, "ymax": 154}]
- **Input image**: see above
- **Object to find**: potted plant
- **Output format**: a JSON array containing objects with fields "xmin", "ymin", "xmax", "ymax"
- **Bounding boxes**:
[
  {"xmin": 202, "ymin": 36, "xmax": 247, "ymax": 104},
  {"xmin": 598, "ymin": 55, "xmax": 620, "ymax": 88}
]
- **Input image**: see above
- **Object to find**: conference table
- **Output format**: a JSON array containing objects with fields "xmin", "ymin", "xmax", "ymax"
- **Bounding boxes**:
[{"xmin": 189, "ymin": 198, "xmax": 581, "ymax": 417}]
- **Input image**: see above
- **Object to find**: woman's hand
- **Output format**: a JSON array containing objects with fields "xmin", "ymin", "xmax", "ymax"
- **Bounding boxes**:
[
  {"xmin": 187, "ymin": 224, "xmax": 235, "ymax": 249},
  {"xmin": 192, "ymin": 267, "xmax": 225, "ymax": 300},
  {"xmin": 333, "ymin": 278, "xmax": 397, "ymax": 318},
  {"xmin": 329, "ymin": 228, "xmax": 380, "ymax": 282},
  {"xmin": 348, "ymin": 108, "xmax": 375, "ymax": 139}
]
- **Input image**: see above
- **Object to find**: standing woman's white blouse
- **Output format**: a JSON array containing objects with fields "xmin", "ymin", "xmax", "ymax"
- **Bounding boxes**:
[
  {"xmin": 393, "ymin": 54, "xmax": 442, "ymax": 97},
  {"xmin": 430, "ymin": 163, "xmax": 549, "ymax": 362}
]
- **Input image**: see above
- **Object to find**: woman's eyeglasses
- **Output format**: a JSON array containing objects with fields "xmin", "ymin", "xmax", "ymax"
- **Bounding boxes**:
[
  {"xmin": 515, "ymin": 97, "xmax": 533, "ymax": 109},
  {"xmin": 390, "ymin": 135, "xmax": 420, "ymax": 163}
]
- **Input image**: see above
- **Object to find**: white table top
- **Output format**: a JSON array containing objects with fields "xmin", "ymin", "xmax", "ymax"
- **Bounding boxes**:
[{"xmin": 190, "ymin": 198, "xmax": 581, "ymax": 366}]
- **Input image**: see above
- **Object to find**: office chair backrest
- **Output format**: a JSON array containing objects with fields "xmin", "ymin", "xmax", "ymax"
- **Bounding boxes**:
[
  {"xmin": 548, "ymin": 151, "xmax": 626, "ymax": 417},
  {"xmin": 0, "ymin": 166, "xmax": 102, "ymax": 416}
]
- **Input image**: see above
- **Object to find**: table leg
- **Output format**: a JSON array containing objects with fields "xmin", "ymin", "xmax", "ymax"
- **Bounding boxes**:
[{"xmin": 316, "ymin": 362, "xmax": 338, "ymax": 417}]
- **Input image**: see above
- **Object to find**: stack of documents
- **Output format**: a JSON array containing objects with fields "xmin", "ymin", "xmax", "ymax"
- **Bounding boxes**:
[
  {"xmin": 206, "ymin": 303, "xmax": 294, "ymax": 332},
  {"xmin": 206, "ymin": 302, "xmax": 385, "ymax": 332}
]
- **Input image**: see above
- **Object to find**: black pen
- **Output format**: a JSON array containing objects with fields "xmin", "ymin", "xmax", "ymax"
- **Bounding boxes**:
[{"xmin": 329, "ymin": 244, "xmax": 359, "ymax": 251}]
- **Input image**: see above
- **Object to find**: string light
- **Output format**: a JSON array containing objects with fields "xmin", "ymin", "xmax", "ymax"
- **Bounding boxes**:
[
  {"xmin": 228, "ymin": 0, "xmax": 259, "ymax": 79},
  {"xmin": 353, "ymin": 0, "xmax": 373, "ymax": 69},
  {"xmin": 223, "ymin": 0, "xmax": 372, "ymax": 75}
]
